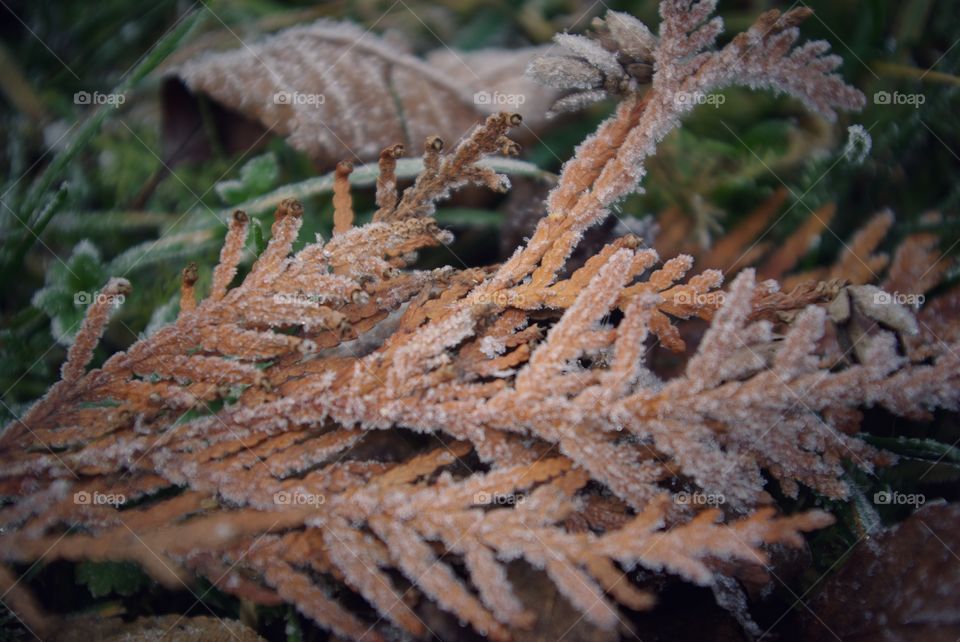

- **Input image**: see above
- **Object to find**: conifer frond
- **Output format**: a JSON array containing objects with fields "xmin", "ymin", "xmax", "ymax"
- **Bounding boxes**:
[{"xmin": 2, "ymin": 2, "xmax": 957, "ymax": 639}]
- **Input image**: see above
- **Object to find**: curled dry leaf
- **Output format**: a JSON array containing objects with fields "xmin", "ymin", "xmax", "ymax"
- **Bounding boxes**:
[
  {"xmin": 802, "ymin": 502, "xmax": 960, "ymax": 642},
  {"xmin": 171, "ymin": 20, "xmax": 562, "ymax": 164}
]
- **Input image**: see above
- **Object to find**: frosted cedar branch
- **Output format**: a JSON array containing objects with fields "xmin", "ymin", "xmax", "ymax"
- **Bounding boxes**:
[{"xmin": 1, "ymin": 1, "xmax": 958, "ymax": 640}]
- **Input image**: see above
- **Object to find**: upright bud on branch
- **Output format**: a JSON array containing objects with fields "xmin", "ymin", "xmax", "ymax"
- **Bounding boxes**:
[
  {"xmin": 424, "ymin": 136, "xmax": 444, "ymax": 174},
  {"xmin": 211, "ymin": 210, "xmax": 249, "ymax": 301},
  {"xmin": 374, "ymin": 144, "xmax": 404, "ymax": 221},
  {"xmin": 333, "ymin": 160, "xmax": 355, "ymax": 235},
  {"xmin": 180, "ymin": 262, "xmax": 199, "ymax": 314},
  {"xmin": 62, "ymin": 278, "xmax": 131, "ymax": 383}
]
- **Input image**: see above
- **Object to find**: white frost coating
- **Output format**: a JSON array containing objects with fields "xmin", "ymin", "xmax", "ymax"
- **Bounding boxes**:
[
  {"xmin": 553, "ymin": 33, "xmax": 623, "ymax": 80},
  {"xmin": 479, "ymin": 335, "xmax": 507, "ymax": 359},
  {"xmin": 843, "ymin": 124, "xmax": 872, "ymax": 164}
]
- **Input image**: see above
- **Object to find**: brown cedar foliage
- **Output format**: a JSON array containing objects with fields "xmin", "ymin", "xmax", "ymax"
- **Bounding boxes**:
[{"xmin": 2, "ymin": 2, "xmax": 959, "ymax": 640}]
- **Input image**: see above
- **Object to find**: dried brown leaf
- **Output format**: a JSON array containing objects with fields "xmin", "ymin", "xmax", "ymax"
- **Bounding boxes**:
[{"xmin": 173, "ymin": 21, "xmax": 560, "ymax": 164}]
